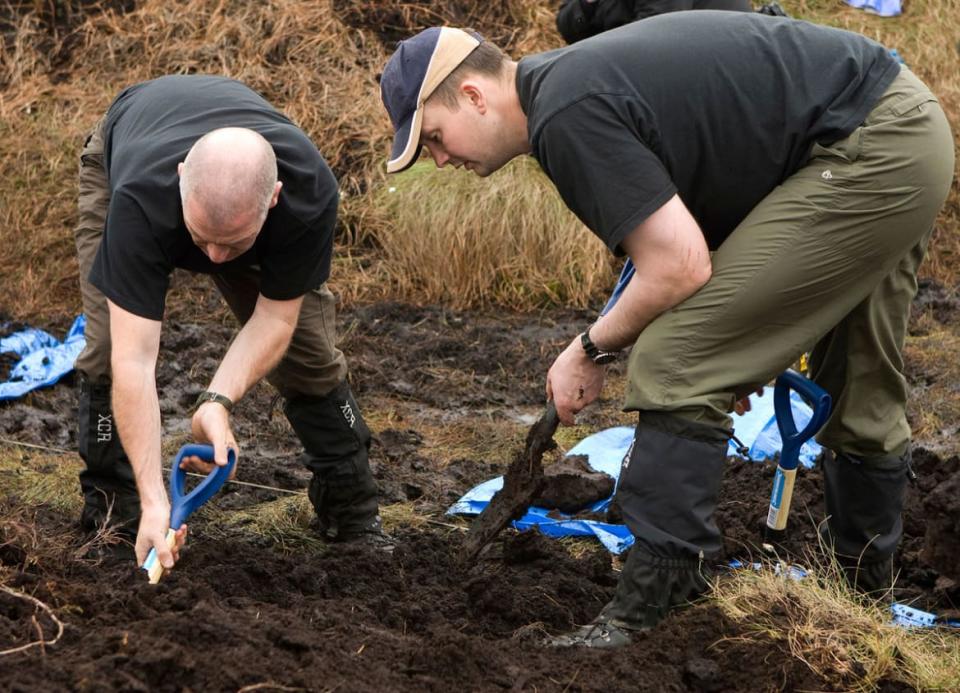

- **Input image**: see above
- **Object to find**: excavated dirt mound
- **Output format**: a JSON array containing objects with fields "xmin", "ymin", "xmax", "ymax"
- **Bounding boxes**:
[{"xmin": 1, "ymin": 300, "xmax": 958, "ymax": 690}]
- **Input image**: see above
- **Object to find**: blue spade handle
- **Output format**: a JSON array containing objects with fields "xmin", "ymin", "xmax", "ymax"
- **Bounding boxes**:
[
  {"xmin": 773, "ymin": 371, "xmax": 832, "ymax": 471},
  {"xmin": 168, "ymin": 444, "xmax": 236, "ymax": 528},
  {"xmin": 142, "ymin": 444, "xmax": 235, "ymax": 582}
]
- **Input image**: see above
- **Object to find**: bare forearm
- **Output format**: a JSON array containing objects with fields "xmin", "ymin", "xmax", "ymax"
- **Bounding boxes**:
[
  {"xmin": 111, "ymin": 360, "xmax": 165, "ymax": 508},
  {"xmin": 590, "ymin": 195, "xmax": 712, "ymax": 352},
  {"xmin": 207, "ymin": 307, "xmax": 296, "ymax": 402},
  {"xmin": 590, "ymin": 268, "xmax": 705, "ymax": 351}
]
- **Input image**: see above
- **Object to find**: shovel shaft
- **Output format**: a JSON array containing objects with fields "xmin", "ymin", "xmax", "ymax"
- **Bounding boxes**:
[
  {"xmin": 763, "ymin": 371, "xmax": 831, "ymax": 544},
  {"xmin": 462, "ymin": 402, "xmax": 560, "ymax": 562}
]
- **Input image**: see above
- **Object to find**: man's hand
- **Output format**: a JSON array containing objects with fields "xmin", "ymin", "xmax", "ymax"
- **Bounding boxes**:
[
  {"xmin": 135, "ymin": 502, "xmax": 187, "ymax": 569},
  {"xmin": 187, "ymin": 402, "xmax": 239, "ymax": 477},
  {"xmin": 733, "ymin": 387, "xmax": 765, "ymax": 416},
  {"xmin": 547, "ymin": 334, "xmax": 605, "ymax": 425}
]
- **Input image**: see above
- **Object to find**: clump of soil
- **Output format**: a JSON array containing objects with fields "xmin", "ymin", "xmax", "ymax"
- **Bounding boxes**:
[
  {"xmin": 462, "ymin": 403, "xmax": 558, "ymax": 561},
  {"xmin": 919, "ymin": 452, "xmax": 960, "ymax": 586},
  {"xmin": 534, "ymin": 454, "xmax": 615, "ymax": 513}
]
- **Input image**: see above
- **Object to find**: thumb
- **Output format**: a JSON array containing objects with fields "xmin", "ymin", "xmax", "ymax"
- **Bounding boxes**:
[
  {"xmin": 212, "ymin": 439, "xmax": 230, "ymax": 467},
  {"xmin": 156, "ymin": 530, "xmax": 176, "ymax": 570}
]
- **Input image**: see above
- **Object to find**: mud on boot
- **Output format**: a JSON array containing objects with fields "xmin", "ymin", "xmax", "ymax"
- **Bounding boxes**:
[
  {"xmin": 285, "ymin": 383, "xmax": 393, "ymax": 552},
  {"xmin": 545, "ymin": 618, "xmax": 637, "ymax": 649},
  {"xmin": 821, "ymin": 450, "xmax": 909, "ymax": 596},
  {"xmin": 308, "ymin": 471, "xmax": 394, "ymax": 551}
]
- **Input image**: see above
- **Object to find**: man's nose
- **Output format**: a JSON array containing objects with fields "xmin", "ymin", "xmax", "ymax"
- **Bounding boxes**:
[
  {"xmin": 431, "ymin": 148, "xmax": 449, "ymax": 168},
  {"xmin": 206, "ymin": 245, "xmax": 231, "ymax": 263}
]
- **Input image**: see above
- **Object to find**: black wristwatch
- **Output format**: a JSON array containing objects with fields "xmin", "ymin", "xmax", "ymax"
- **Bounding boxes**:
[
  {"xmin": 580, "ymin": 326, "xmax": 619, "ymax": 365},
  {"xmin": 190, "ymin": 390, "xmax": 234, "ymax": 414}
]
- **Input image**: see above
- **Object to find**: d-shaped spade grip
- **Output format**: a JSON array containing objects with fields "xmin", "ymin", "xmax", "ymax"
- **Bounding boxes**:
[
  {"xmin": 763, "ymin": 371, "xmax": 831, "ymax": 547},
  {"xmin": 142, "ymin": 444, "xmax": 236, "ymax": 584}
]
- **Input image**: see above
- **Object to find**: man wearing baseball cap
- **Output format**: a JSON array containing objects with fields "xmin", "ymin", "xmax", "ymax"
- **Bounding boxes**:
[{"xmin": 380, "ymin": 15, "xmax": 954, "ymax": 647}]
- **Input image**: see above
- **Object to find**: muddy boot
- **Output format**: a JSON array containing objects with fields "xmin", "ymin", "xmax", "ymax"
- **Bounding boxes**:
[
  {"xmin": 821, "ymin": 450, "xmax": 909, "ymax": 596},
  {"xmin": 77, "ymin": 376, "xmax": 140, "ymax": 543},
  {"xmin": 285, "ymin": 383, "xmax": 393, "ymax": 551},
  {"xmin": 548, "ymin": 413, "xmax": 727, "ymax": 647}
]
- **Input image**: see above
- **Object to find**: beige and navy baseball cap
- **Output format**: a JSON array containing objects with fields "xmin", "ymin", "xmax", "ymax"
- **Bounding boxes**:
[{"xmin": 380, "ymin": 27, "xmax": 483, "ymax": 174}]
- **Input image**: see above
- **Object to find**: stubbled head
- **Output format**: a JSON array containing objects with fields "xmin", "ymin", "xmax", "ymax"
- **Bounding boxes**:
[{"xmin": 178, "ymin": 127, "xmax": 282, "ymax": 263}]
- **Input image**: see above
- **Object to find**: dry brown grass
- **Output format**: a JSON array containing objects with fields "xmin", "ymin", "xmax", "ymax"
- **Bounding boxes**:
[
  {"xmin": 0, "ymin": 0, "xmax": 957, "ymax": 322},
  {"xmin": 713, "ymin": 555, "xmax": 960, "ymax": 691},
  {"xmin": 363, "ymin": 159, "xmax": 614, "ymax": 310}
]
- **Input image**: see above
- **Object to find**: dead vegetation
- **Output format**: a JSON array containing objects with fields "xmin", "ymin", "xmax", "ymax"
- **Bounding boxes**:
[
  {"xmin": 4, "ymin": 0, "xmax": 951, "ymax": 321},
  {"xmin": 715, "ymin": 553, "xmax": 960, "ymax": 691}
]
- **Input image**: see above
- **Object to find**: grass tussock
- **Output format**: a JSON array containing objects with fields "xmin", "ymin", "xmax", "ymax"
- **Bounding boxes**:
[
  {"xmin": 365, "ymin": 159, "xmax": 613, "ymax": 310},
  {"xmin": 203, "ymin": 493, "xmax": 324, "ymax": 552},
  {"xmin": 0, "ymin": 448, "xmax": 82, "ymax": 515},
  {"xmin": 713, "ymin": 556, "xmax": 960, "ymax": 691}
]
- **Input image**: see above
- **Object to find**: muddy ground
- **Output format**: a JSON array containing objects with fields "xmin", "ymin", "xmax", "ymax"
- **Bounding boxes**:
[{"xmin": 1, "ymin": 274, "xmax": 959, "ymax": 691}]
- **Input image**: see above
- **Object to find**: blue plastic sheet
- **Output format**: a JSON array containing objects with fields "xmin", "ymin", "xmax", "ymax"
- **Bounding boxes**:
[
  {"xmin": 0, "ymin": 315, "xmax": 86, "ymax": 400},
  {"xmin": 846, "ymin": 0, "xmax": 901, "ymax": 16},
  {"xmin": 448, "ymin": 389, "xmax": 820, "ymax": 554}
]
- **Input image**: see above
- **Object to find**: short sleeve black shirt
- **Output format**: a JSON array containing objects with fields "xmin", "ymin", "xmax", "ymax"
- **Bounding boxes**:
[
  {"xmin": 90, "ymin": 75, "xmax": 338, "ymax": 320},
  {"xmin": 517, "ymin": 12, "xmax": 900, "ymax": 253}
]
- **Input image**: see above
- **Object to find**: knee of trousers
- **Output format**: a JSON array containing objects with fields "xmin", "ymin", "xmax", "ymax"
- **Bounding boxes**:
[
  {"xmin": 615, "ymin": 412, "xmax": 728, "ymax": 559},
  {"xmin": 821, "ymin": 450, "xmax": 908, "ymax": 561}
]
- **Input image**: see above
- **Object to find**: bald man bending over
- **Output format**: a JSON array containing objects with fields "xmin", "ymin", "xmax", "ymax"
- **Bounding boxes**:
[{"xmin": 75, "ymin": 75, "xmax": 390, "ymax": 571}]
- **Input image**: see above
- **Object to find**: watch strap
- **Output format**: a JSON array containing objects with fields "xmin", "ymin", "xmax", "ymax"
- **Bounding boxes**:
[
  {"xmin": 190, "ymin": 391, "xmax": 234, "ymax": 415},
  {"xmin": 580, "ymin": 326, "xmax": 619, "ymax": 365}
]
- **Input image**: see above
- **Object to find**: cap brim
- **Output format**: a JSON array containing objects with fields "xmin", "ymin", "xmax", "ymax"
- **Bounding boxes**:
[{"xmin": 387, "ymin": 106, "xmax": 424, "ymax": 174}]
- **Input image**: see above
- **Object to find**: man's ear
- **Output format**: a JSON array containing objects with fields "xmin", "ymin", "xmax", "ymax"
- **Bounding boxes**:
[
  {"xmin": 269, "ymin": 180, "xmax": 283, "ymax": 208},
  {"xmin": 460, "ymin": 80, "xmax": 486, "ymax": 114},
  {"xmin": 177, "ymin": 162, "xmax": 184, "ymax": 176}
]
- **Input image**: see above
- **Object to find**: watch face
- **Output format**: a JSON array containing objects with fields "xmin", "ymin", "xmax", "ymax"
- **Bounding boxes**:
[{"xmin": 594, "ymin": 353, "xmax": 618, "ymax": 365}]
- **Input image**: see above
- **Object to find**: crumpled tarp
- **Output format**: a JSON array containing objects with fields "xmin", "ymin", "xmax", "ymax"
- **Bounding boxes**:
[
  {"xmin": 846, "ymin": 0, "xmax": 901, "ymax": 16},
  {"xmin": 0, "ymin": 315, "xmax": 86, "ymax": 400},
  {"xmin": 448, "ymin": 387, "xmax": 821, "ymax": 554}
]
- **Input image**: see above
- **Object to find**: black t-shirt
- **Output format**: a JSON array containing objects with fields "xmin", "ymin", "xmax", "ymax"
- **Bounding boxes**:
[
  {"xmin": 518, "ymin": 12, "xmax": 900, "ymax": 253},
  {"xmin": 90, "ymin": 75, "xmax": 338, "ymax": 320}
]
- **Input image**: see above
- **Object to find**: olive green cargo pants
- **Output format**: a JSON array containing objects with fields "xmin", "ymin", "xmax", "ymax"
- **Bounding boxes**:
[{"xmin": 624, "ymin": 67, "xmax": 954, "ymax": 460}]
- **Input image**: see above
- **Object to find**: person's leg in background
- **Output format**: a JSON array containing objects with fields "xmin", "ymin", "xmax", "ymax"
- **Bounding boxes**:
[{"xmin": 73, "ymin": 116, "xmax": 142, "ymax": 543}]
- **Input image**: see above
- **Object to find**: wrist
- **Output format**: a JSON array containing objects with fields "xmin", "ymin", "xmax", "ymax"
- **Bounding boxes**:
[
  {"xmin": 580, "ymin": 325, "xmax": 619, "ymax": 365},
  {"xmin": 190, "ymin": 390, "xmax": 234, "ymax": 415}
]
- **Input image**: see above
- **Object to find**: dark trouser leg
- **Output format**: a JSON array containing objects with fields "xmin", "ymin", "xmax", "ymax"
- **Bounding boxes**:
[
  {"xmin": 550, "ymin": 413, "xmax": 727, "ymax": 648},
  {"xmin": 820, "ymin": 450, "xmax": 909, "ymax": 594},
  {"xmin": 600, "ymin": 413, "xmax": 727, "ymax": 629},
  {"xmin": 284, "ymin": 384, "xmax": 382, "ymax": 541},
  {"xmin": 77, "ymin": 377, "xmax": 140, "ymax": 536},
  {"xmin": 73, "ymin": 116, "xmax": 139, "ymax": 536}
]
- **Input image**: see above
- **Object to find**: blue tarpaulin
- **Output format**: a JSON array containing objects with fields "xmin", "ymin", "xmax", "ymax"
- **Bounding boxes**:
[
  {"xmin": 0, "ymin": 315, "xmax": 86, "ymax": 400},
  {"xmin": 448, "ymin": 387, "xmax": 821, "ymax": 554},
  {"xmin": 846, "ymin": 0, "xmax": 901, "ymax": 16}
]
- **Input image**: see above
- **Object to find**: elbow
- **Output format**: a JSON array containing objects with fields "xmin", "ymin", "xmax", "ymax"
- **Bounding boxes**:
[
  {"xmin": 680, "ymin": 254, "xmax": 712, "ymax": 298},
  {"xmin": 692, "ymin": 256, "xmax": 712, "ymax": 291}
]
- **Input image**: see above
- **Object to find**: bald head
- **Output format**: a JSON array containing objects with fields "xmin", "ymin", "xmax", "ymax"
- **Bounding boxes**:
[{"xmin": 179, "ymin": 127, "xmax": 279, "ymax": 236}]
